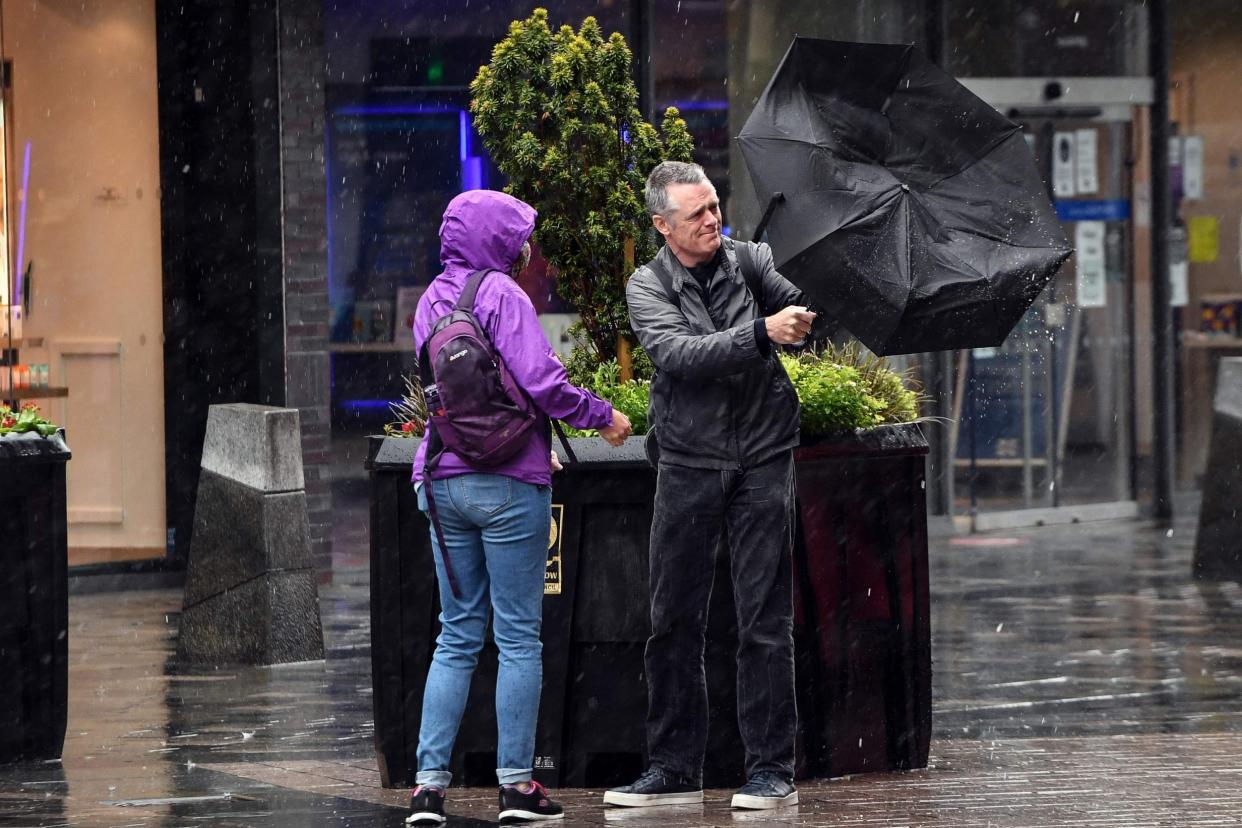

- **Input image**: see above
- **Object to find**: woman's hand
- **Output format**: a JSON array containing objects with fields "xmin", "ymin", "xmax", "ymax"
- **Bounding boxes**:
[
  {"xmin": 598, "ymin": 409, "xmax": 632, "ymax": 447},
  {"xmin": 550, "ymin": 450, "xmax": 564, "ymax": 472}
]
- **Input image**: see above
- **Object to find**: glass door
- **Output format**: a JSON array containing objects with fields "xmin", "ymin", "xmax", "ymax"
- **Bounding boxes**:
[{"xmin": 951, "ymin": 115, "xmax": 1139, "ymax": 527}]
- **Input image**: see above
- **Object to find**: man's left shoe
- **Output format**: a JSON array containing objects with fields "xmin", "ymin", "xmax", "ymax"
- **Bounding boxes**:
[
  {"xmin": 730, "ymin": 772, "xmax": 798, "ymax": 810},
  {"xmin": 498, "ymin": 780, "xmax": 565, "ymax": 822}
]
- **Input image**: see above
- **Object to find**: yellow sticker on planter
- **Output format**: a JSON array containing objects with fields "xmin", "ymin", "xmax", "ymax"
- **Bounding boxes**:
[{"xmin": 545, "ymin": 504, "xmax": 564, "ymax": 595}]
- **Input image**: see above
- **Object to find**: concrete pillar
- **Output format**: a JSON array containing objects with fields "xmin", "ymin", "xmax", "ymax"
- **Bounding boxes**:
[{"xmin": 178, "ymin": 404, "xmax": 325, "ymax": 665}]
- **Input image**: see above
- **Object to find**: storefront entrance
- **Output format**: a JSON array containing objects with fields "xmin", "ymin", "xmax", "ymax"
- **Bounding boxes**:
[{"xmin": 1, "ymin": 1, "xmax": 168, "ymax": 565}]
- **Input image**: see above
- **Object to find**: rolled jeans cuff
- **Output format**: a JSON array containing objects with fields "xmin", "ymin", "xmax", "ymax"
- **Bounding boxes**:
[
  {"xmin": 497, "ymin": 767, "xmax": 532, "ymax": 785},
  {"xmin": 416, "ymin": 770, "xmax": 452, "ymax": 789}
]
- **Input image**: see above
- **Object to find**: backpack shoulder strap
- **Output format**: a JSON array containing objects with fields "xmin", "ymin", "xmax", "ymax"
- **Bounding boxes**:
[
  {"xmin": 648, "ymin": 264, "xmax": 681, "ymax": 313},
  {"xmin": 456, "ymin": 269, "xmax": 493, "ymax": 312},
  {"xmin": 733, "ymin": 240, "xmax": 765, "ymax": 314},
  {"xmin": 417, "ymin": 339, "xmax": 434, "ymax": 386}
]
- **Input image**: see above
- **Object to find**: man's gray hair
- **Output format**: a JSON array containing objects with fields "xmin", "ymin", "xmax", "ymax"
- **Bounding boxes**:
[{"xmin": 645, "ymin": 160, "xmax": 710, "ymax": 217}]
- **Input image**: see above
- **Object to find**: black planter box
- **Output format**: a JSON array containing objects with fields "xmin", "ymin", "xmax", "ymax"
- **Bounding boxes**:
[
  {"xmin": 0, "ymin": 431, "xmax": 72, "ymax": 764},
  {"xmin": 368, "ymin": 425, "xmax": 929, "ymax": 789}
]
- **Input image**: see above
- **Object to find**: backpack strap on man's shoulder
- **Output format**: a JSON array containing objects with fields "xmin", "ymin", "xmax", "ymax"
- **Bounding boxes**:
[
  {"xmin": 648, "ymin": 264, "xmax": 681, "ymax": 313},
  {"xmin": 456, "ymin": 269, "xmax": 495, "ymax": 312},
  {"xmin": 733, "ymin": 240, "xmax": 766, "ymax": 314}
]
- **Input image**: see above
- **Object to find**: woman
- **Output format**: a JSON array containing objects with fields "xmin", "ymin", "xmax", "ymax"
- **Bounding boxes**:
[{"xmin": 407, "ymin": 190, "xmax": 631, "ymax": 825}]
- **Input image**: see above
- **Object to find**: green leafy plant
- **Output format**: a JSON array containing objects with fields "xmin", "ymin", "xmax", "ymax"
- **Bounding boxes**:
[
  {"xmin": 780, "ymin": 345, "xmax": 924, "ymax": 434},
  {"xmin": 384, "ymin": 377, "xmax": 428, "ymax": 438},
  {"xmin": 826, "ymin": 341, "xmax": 922, "ymax": 426},
  {"xmin": 0, "ymin": 402, "xmax": 59, "ymax": 438},
  {"xmin": 563, "ymin": 349, "xmax": 921, "ymax": 439},
  {"xmin": 470, "ymin": 8, "xmax": 694, "ymax": 366},
  {"xmin": 562, "ymin": 359, "xmax": 650, "ymax": 437}
]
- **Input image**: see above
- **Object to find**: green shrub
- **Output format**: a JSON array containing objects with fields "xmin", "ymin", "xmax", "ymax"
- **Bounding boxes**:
[
  {"xmin": 563, "ymin": 347, "xmax": 920, "ymax": 439},
  {"xmin": 780, "ymin": 345, "xmax": 922, "ymax": 434},
  {"xmin": 780, "ymin": 354, "xmax": 884, "ymax": 434},
  {"xmin": 816, "ymin": 341, "xmax": 922, "ymax": 426},
  {"xmin": 562, "ymin": 358, "xmax": 649, "ymax": 437}
]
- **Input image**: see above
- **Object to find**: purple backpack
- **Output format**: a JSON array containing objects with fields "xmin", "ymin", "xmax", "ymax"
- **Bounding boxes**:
[
  {"xmin": 418, "ymin": 269, "xmax": 538, "ymax": 468},
  {"xmin": 418, "ymin": 269, "xmax": 575, "ymax": 598}
]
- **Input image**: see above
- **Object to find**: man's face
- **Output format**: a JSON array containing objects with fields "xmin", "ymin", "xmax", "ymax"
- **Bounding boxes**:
[{"xmin": 654, "ymin": 181, "xmax": 722, "ymax": 266}]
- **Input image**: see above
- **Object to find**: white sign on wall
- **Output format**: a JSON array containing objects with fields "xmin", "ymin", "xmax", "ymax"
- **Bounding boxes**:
[
  {"xmin": 1074, "ymin": 129, "xmax": 1099, "ymax": 194},
  {"xmin": 1183, "ymin": 135, "xmax": 1205, "ymax": 200},
  {"xmin": 1075, "ymin": 221, "xmax": 1107, "ymax": 308},
  {"xmin": 1169, "ymin": 223, "xmax": 1189, "ymax": 308},
  {"xmin": 1169, "ymin": 260, "xmax": 1189, "ymax": 308},
  {"xmin": 1053, "ymin": 132, "xmax": 1077, "ymax": 197},
  {"xmin": 1169, "ymin": 135, "xmax": 1183, "ymax": 168}
]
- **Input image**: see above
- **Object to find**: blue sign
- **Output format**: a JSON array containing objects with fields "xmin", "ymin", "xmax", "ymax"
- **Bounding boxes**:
[{"xmin": 1054, "ymin": 199, "xmax": 1131, "ymax": 222}]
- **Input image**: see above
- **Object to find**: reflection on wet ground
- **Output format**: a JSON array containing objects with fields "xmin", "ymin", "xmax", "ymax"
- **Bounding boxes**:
[{"xmin": 3, "ymin": 492, "xmax": 1241, "ymax": 826}]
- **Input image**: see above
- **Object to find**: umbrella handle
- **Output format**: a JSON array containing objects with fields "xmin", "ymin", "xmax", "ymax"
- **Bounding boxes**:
[{"xmin": 752, "ymin": 192, "xmax": 785, "ymax": 242}]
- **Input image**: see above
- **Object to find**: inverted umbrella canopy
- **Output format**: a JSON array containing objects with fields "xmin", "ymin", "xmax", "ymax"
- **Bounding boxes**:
[{"xmin": 738, "ymin": 37, "xmax": 1072, "ymax": 356}]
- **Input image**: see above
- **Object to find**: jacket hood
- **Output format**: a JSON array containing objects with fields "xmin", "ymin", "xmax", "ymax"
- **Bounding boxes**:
[{"xmin": 439, "ymin": 190, "xmax": 537, "ymax": 274}]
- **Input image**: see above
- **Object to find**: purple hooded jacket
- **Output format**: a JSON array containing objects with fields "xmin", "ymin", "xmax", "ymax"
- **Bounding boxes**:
[{"xmin": 412, "ymin": 190, "xmax": 613, "ymax": 487}]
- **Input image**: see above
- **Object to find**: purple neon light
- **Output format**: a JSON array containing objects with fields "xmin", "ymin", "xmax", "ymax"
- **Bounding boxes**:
[
  {"xmin": 333, "ymin": 104, "xmax": 461, "ymax": 116},
  {"xmin": 666, "ymin": 99, "xmax": 728, "ymax": 112},
  {"xmin": 459, "ymin": 110, "xmax": 483, "ymax": 191},
  {"xmin": 15, "ymin": 142, "xmax": 30, "ymax": 303},
  {"xmin": 324, "ymin": 124, "xmax": 335, "ymax": 300}
]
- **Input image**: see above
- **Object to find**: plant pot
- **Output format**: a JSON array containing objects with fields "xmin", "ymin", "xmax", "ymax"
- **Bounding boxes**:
[
  {"xmin": 366, "ymin": 424, "xmax": 929, "ymax": 788},
  {"xmin": 0, "ymin": 430, "xmax": 72, "ymax": 764}
]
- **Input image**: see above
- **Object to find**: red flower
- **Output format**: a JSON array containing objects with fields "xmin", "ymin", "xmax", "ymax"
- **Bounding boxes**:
[
  {"xmin": 401, "ymin": 421, "xmax": 415, "ymax": 433},
  {"xmin": 1, "ymin": 417, "xmax": 15, "ymax": 429}
]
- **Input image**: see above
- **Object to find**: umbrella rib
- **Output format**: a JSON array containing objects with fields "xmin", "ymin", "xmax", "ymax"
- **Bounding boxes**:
[{"xmin": 737, "ymin": 133, "xmax": 837, "ymax": 150}]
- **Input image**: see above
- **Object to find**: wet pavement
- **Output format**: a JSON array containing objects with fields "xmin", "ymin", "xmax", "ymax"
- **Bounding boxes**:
[{"xmin": 3, "ymin": 489, "xmax": 1242, "ymax": 826}]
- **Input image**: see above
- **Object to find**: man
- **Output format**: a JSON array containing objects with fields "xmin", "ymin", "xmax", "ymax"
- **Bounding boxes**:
[{"xmin": 604, "ymin": 161, "xmax": 819, "ymax": 811}]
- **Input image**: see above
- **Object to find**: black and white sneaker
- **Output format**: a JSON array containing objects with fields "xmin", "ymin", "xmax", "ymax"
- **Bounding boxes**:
[
  {"xmin": 603, "ymin": 767, "xmax": 704, "ymax": 807},
  {"xmin": 498, "ymin": 780, "xmax": 564, "ymax": 822},
  {"xmin": 730, "ymin": 772, "xmax": 798, "ymax": 809},
  {"xmin": 405, "ymin": 785, "xmax": 446, "ymax": 825}
]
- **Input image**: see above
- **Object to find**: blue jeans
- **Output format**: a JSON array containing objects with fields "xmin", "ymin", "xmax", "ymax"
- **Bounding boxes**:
[{"xmin": 415, "ymin": 473, "xmax": 551, "ymax": 789}]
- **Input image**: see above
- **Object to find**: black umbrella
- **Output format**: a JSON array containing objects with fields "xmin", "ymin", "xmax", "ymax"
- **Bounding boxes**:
[{"xmin": 738, "ymin": 37, "xmax": 1072, "ymax": 356}]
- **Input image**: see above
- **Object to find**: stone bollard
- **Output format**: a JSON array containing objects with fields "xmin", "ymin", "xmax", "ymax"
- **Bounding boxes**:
[
  {"xmin": 1194, "ymin": 357, "xmax": 1242, "ymax": 582},
  {"xmin": 177, "ymin": 403, "xmax": 325, "ymax": 664}
]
